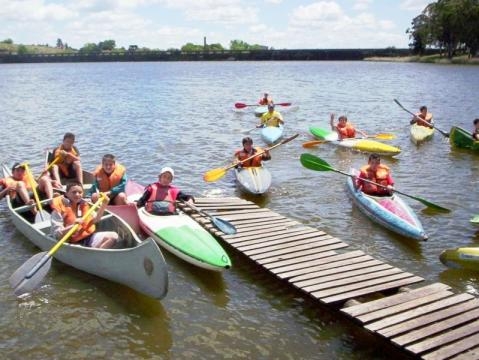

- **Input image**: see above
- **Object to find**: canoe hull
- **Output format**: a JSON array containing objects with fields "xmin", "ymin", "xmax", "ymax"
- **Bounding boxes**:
[
  {"xmin": 410, "ymin": 124, "xmax": 434, "ymax": 145},
  {"xmin": 440, "ymin": 247, "xmax": 479, "ymax": 271},
  {"xmin": 346, "ymin": 169, "xmax": 428, "ymax": 241},
  {"xmin": 138, "ymin": 208, "xmax": 231, "ymax": 271},
  {"xmin": 235, "ymin": 166, "xmax": 272, "ymax": 195},
  {"xmin": 449, "ymin": 126, "xmax": 479, "ymax": 152},
  {"xmin": 261, "ymin": 125, "xmax": 284, "ymax": 144},
  {"xmin": 309, "ymin": 126, "xmax": 401, "ymax": 156},
  {"xmin": 3, "ymin": 165, "xmax": 168, "ymax": 299}
]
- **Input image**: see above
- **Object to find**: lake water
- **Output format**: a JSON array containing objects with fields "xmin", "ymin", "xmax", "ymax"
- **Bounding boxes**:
[{"xmin": 1, "ymin": 60, "xmax": 478, "ymax": 359}]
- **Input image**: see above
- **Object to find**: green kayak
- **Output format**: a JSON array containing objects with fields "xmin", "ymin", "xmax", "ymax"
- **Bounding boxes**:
[{"xmin": 449, "ymin": 126, "xmax": 479, "ymax": 152}]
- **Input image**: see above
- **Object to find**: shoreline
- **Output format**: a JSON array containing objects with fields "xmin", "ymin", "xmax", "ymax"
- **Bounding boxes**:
[{"xmin": 365, "ymin": 55, "xmax": 479, "ymax": 65}]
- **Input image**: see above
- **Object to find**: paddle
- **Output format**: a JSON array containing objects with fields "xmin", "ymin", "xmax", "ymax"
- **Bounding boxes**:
[
  {"xmin": 179, "ymin": 200, "xmax": 237, "ymax": 235},
  {"xmin": 299, "ymin": 153, "xmax": 450, "ymax": 212},
  {"xmin": 9, "ymin": 193, "xmax": 107, "ymax": 296},
  {"xmin": 36, "ymin": 155, "xmax": 60, "ymax": 182},
  {"xmin": 235, "ymin": 102, "xmax": 292, "ymax": 109},
  {"xmin": 393, "ymin": 99, "xmax": 449, "ymax": 138},
  {"xmin": 302, "ymin": 133, "xmax": 396, "ymax": 148},
  {"xmin": 23, "ymin": 163, "xmax": 50, "ymax": 222},
  {"xmin": 204, "ymin": 133, "xmax": 299, "ymax": 182}
]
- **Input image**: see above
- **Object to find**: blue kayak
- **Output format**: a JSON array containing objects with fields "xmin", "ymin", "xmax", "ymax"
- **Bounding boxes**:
[
  {"xmin": 261, "ymin": 125, "xmax": 284, "ymax": 144},
  {"xmin": 346, "ymin": 168, "xmax": 428, "ymax": 241}
]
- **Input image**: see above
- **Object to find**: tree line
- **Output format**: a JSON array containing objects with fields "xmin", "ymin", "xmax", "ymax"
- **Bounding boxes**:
[{"xmin": 407, "ymin": 0, "xmax": 479, "ymax": 58}]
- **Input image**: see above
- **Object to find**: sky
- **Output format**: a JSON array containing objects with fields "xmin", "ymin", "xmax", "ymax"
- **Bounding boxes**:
[{"xmin": 0, "ymin": 0, "xmax": 432, "ymax": 50}]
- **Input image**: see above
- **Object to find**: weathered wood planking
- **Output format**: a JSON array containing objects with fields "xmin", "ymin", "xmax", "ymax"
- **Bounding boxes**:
[{"xmin": 187, "ymin": 198, "xmax": 479, "ymax": 359}]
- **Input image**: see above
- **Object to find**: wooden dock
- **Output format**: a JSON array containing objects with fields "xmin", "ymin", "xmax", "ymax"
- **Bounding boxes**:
[{"xmin": 180, "ymin": 197, "xmax": 479, "ymax": 360}]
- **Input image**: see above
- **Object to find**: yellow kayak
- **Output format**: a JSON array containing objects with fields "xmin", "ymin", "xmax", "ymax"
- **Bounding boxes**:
[
  {"xmin": 440, "ymin": 247, "xmax": 479, "ymax": 271},
  {"xmin": 310, "ymin": 127, "xmax": 401, "ymax": 156}
]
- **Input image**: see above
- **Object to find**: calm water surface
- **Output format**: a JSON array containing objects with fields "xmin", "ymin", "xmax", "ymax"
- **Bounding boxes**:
[{"xmin": 1, "ymin": 61, "xmax": 479, "ymax": 359}]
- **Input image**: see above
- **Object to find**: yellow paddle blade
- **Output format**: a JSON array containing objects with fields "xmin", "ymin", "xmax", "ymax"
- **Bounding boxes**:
[
  {"xmin": 302, "ymin": 140, "xmax": 325, "ymax": 148},
  {"xmin": 203, "ymin": 167, "xmax": 227, "ymax": 182},
  {"xmin": 374, "ymin": 133, "xmax": 395, "ymax": 140}
]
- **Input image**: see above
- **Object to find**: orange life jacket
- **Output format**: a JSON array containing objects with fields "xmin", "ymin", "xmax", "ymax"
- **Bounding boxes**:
[
  {"xmin": 51, "ymin": 196, "xmax": 96, "ymax": 243},
  {"xmin": 235, "ymin": 147, "xmax": 264, "ymax": 167},
  {"xmin": 337, "ymin": 123, "xmax": 356, "ymax": 138},
  {"xmin": 93, "ymin": 164, "xmax": 126, "ymax": 192},
  {"xmin": 1, "ymin": 175, "xmax": 36, "ymax": 199},
  {"xmin": 359, "ymin": 164, "xmax": 392, "ymax": 195},
  {"xmin": 258, "ymin": 97, "xmax": 272, "ymax": 105},
  {"xmin": 53, "ymin": 145, "xmax": 79, "ymax": 177},
  {"xmin": 145, "ymin": 183, "xmax": 180, "ymax": 214}
]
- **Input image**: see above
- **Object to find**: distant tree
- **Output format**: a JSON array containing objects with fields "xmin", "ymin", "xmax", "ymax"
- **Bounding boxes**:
[
  {"xmin": 56, "ymin": 38, "xmax": 63, "ymax": 48},
  {"xmin": 2, "ymin": 38, "xmax": 13, "ymax": 44},
  {"xmin": 17, "ymin": 45, "xmax": 28, "ymax": 54},
  {"xmin": 79, "ymin": 42, "xmax": 99, "ymax": 53},
  {"xmin": 229, "ymin": 39, "xmax": 264, "ymax": 50},
  {"xmin": 98, "ymin": 40, "xmax": 116, "ymax": 51},
  {"xmin": 207, "ymin": 43, "xmax": 224, "ymax": 51},
  {"xmin": 181, "ymin": 42, "xmax": 203, "ymax": 51}
]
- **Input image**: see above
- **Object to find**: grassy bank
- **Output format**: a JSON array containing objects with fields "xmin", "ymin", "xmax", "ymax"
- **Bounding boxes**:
[{"xmin": 365, "ymin": 54, "xmax": 479, "ymax": 65}]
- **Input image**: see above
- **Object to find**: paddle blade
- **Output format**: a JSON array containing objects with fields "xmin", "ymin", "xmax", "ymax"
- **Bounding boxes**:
[
  {"xmin": 10, "ymin": 252, "xmax": 52, "ymax": 296},
  {"xmin": 277, "ymin": 102, "xmax": 292, "ymax": 107},
  {"xmin": 35, "ymin": 210, "xmax": 51, "ymax": 223},
  {"xmin": 234, "ymin": 102, "xmax": 247, "ymax": 109},
  {"xmin": 374, "ymin": 133, "xmax": 396, "ymax": 140},
  {"xmin": 300, "ymin": 153, "xmax": 333, "ymax": 172},
  {"xmin": 203, "ymin": 167, "xmax": 227, "ymax": 182},
  {"xmin": 302, "ymin": 140, "xmax": 325, "ymax": 148},
  {"xmin": 212, "ymin": 216, "xmax": 237, "ymax": 235}
]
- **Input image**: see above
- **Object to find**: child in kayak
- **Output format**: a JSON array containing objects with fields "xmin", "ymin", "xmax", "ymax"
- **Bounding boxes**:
[
  {"xmin": 330, "ymin": 113, "xmax": 367, "ymax": 140},
  {"xmin": 356, "ymin": 153, "xmax": 394, "ymax": 196},
  {"xmin": 473, "ymin": 118, "xmax": 479, "ymax": 140}
]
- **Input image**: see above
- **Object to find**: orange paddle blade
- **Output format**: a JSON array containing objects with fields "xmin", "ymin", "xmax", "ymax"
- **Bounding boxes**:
[
  {"xmin": 203, "ymin": 167, "xmax": 228, "ymax": 182},
  {"xmin": 302, "ymin": 140, "xmax": 325, "ymax": 148}
]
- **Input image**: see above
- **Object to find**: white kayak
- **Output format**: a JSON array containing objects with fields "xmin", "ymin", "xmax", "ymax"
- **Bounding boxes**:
[
  {"xmin": 261, "ymin": 125, "xmax": 284, "ymax": 144},
  {"xmin": 410, "ymin": 123, "xmax": 434, "ymax": 145},
  {"xmin": 234, "ymin": 166, "xmax": 272, "ymax": 195}
]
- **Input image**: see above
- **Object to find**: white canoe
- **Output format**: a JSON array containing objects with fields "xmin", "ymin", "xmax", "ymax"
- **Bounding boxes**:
[
  {"xmin": 234, "ymin": 166, "xmax": 272, "ymax": 195},
  {"xmin": 3, "ymin": 166, "xmax": 168, "ymax": 299}
]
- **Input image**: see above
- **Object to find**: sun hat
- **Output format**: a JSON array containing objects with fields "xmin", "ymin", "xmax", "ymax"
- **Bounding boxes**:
[{"xmin": 159, "ymin": 167, "xmax": 175, "ymax": 177}]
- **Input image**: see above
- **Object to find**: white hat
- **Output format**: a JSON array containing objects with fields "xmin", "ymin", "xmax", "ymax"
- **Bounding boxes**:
[{"xmin": 159, "ymin": 166, "xmax": 174, "ymax": 177}]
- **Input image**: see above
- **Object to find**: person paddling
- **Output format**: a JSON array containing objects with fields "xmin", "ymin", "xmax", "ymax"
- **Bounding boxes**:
[
  {"xmin": 258, "ymin": 92, "xmax": 273, "ymax": 105},
  {"xmin": 50, "ymin": 132, "xmax": 83, "ymax": 187},
  {"xmin": 473, "ymin": 118, "xmax": 479, "ymax": 141},
  {"xmin": 410, "ymin": 105, "xmax": 433, "ymax": 128},
  {"xmin": 89, "ymin": 154, "xmax": 128, "ymax": 205},
  {"xmin": 136, "ymin": 167, "xmax": 194, "ymax": 215},
  {"xmin": 330, "ymin": 113, "xmax": 367, "ymax": 140},
  {"xmin": 258, "ymin": 103, "xmax": 284, "ymax": 128},
  {"xmin": 234, "ymin": 137, "xmax": 271, "ymax": 168},
  {"xmin": 356, "ymin": 153, "xmax": 394, "ymax": 196},
  {"xmin": 50, "ymin": 182, "xmax": 118, "ymax": 248}
]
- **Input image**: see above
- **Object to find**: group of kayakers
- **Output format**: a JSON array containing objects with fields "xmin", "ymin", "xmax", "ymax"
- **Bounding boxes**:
[{"xmin": 0, "ymin": 132, "xmax": 194, "ymax": 249}]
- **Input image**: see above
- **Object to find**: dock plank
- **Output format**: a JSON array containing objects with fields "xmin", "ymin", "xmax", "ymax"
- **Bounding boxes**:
[
  {"xmin": 341, "ymin": 283, "xmax": 451, "ymax": 318},
  {"xmin": 367, "ymin": 294, "xmax": 477, "ymax": 333},
  {"xmin": 393, "ymin": 307, "xmax": 479, "ymax": 347},
  {"xmin": 255, "ymin": 243, "xmax": 349, "ymax": 265},
  {"xmin": 273, "ymin": 250, "xmax": 367, "ymax": 279}
]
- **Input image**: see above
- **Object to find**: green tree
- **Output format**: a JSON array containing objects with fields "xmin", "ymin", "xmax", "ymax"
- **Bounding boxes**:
[
  {"xmin": 229, "ymin": 39, "xmax": 265, "ymax": 51},
  {"xmin": 17, "ymin": 45, "xmax": 28, "ymax": 54},
  {"xmin": 181, "ymin": 42, "xmax": 203, "ymax": 51},
  {"xmin": 56, "ymin": 38, "xmax": 63, "ymax": 48},
  {"xmin": 2, "ymin": 38, "xmax": 13, "ymax": 44},
  {"xmin": 207, "ymin": 43, "xmax": 224, "ymax": 51},
  {"xmin": 98, "ymin": 40, "xmax": 116, "ymax": 51},
  {"xmin": 79, "ymin": 42, "xmax": 99, "ymax": 53}
]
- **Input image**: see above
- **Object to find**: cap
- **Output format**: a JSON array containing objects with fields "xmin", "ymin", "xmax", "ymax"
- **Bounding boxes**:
[
  {"xmin": 159, "ymin": 166, "xmax": 174, "ymax": 177},
  {"xmin": 12, "ymin": 162, "xmax": 25, "ymax": 172},
  {"xmin": 268, "ymin": 103, "xmax": 275, "ymax": 109}
]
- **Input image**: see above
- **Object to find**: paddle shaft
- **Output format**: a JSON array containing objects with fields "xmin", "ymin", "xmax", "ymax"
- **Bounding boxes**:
[
  {"xmin": 303, "ymin": 133, "xmax": 394, "ymax": 147},
  {"xmin": 235, "ymin": 102, "xmax": 291, "ymax": 109},
  {"xmin": 36, "ymin": 155, "xmax": 60, "ymax": 181},
  {"xmin": 24, "ymin": 193, "xmax": 107, "ymax": 280},
  {"xmin": 394, "ymin": 99, "xmax": 449, "ymax": 137},
  {"xmin": 23, "ymin": 163, "xmax": 44, "ymax": 215}
]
